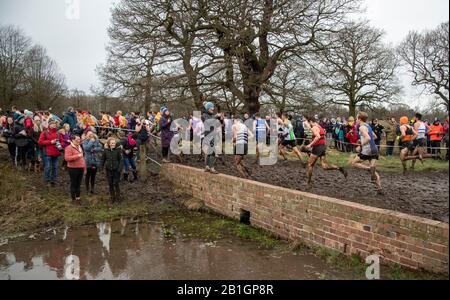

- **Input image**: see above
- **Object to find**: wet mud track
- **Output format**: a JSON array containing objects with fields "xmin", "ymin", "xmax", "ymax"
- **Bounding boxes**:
[{"xmin": 180, "ymin": 155, "xmax": 449, "ymax": 223}]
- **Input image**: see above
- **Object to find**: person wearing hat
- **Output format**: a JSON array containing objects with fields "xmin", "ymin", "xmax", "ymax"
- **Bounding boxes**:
[
  {"xmin": 14, "ymin": 115, "xmax": 29, "ymax": 169},
  {"xmin": 202, "ymin": 102, "xmax": 219, "ymax": 174},
  {"xmin": 60, "ymin": 107, "xmax": 77, "ymax": 132},
  {"xmin": 39, "ymin": 119, "xmax": 65, "ymax": 187},
  {"xmin": 159, "ymin": 107, "xmax": 174, "ymax": 163}
]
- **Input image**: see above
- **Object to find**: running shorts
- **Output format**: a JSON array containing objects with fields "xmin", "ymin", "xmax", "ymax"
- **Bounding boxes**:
[
  {"xmin": 358, "ymin": 153, "xmax": 379, "ymax": 161},
  {"xmin": 311, "ymin": 144, "xmax": 327, "ymax": 157},
  {"xmin": 414, "ymin": 138, "xmax": 426, "ymax": 148},
  {"xmin": 282, "ymin": 140, "xmax": 296, "ymax": 148},
  {"xmin": 400, "ymin": 141, "xmax": 415, "ymax": 152},
  {"xmin": 234, "ymin": 144, "xmax": 248, "ymax": 156}
]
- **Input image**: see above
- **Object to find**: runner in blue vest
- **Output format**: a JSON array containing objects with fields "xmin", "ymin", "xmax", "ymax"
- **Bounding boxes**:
[{"xmin": 351, "ymin": 112, "xmax": 382, "ymax": 193}]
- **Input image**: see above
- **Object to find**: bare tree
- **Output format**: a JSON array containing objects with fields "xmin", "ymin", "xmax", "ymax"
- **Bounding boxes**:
[
  {"xmin": 0, "ymin": 25, "xmax": 31, "ymax": 108},
  {"xmin": 399, "ymin": 21, "xmax": 449, "ymax": 111},
  {"xmin": 201, "ymin": 0, "xmax": 361, "ymax": 114},
  {"xmin": 311, "ymin": 21, "xmax": 401, "ymax": 116},
  {"xmin": 261, "ymin": 57, "xmax": 325, "ymax": 114},
  {"xmin": 24, "ymin": 45, "xmax": 67, "ymax": 110}
]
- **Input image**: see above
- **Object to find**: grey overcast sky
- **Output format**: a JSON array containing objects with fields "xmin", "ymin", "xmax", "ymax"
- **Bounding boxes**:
[{"xmin": 0, "ymin": 0, "xmax": 449, "ymax": 107}]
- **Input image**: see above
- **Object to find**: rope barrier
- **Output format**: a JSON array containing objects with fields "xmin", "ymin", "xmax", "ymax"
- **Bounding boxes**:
[
  {"xmin": 93, "ymin": 126, "xmax": 161, "ymax": 140},
  {"xmin": 145, "ymin": 155, "xmax": 161, "ymax": 167},
  {"xmin": 325, "ymin": 139, "xmax": 450, "ymax": 151}
]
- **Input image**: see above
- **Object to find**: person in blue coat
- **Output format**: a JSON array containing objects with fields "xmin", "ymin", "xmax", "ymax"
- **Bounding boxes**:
[
  {"xmin": 60, "ymin": 107, "xmax": 77, "ymax": 132},
  {"xmin": 82, "ymin": 131, "xmax": 103, "ymax": 194}
]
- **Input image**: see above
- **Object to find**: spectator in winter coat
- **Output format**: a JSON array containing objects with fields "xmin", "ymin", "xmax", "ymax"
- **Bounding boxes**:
[
  {"xmin": 38, "ymin": 120, "xmax": 65, "ymax": 187},
  {"xmin": 2, "ymin": 116, "xmax": 16, "ymax": 164},
  {"xmin": 60, "ymin": 107, "xmax": 77, "ymax": 132},
  {"xmin": 370, "ymin": 119, "xmax": 384, "ymax": 151},
  {"xmin": 429, "ymin": 119, "xmax": 445, "ymax": 159},
  {"xmin": 65, "ymin": 135, "xmax": 86, "ymax": 205},
  {"xmin": 119, "ymin": 132, "xmax": 138, "ymax": 182},
  {"xmin": 384, "ymin": 117, "xmax": 397, "ymax": 157},
  {"xmin": 14, "ymin": 115, "xmax": 30, "ymax": 168},
  {"xmin": 101, "ymin": 137, "xmax": 123, "ymax": 203},
  {"xmin": 82, "ymin": 131, "xmax": 103, "ymax": 194},
  {"xmin": 160, "ymin": 107, "xmax": 174, "ymax": 163},
  {"xmin": 444, "ymin": 117, "xmax": 449, "ymax": 161}
]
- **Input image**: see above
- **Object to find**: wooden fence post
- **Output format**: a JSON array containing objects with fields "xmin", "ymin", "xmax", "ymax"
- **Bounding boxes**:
[{"xmin": 139, "ymin": 143, "xmax": 147, "ymax": 181}]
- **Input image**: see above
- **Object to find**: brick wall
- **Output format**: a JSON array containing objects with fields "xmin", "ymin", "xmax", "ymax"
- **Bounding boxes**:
[{"xmin": 162, "ymin": 164, "xmax": 449, "ymax": 274}]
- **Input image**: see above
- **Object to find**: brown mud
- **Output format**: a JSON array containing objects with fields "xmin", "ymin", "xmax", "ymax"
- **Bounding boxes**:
[{"xmin": 180, "ymin": 155, "xmax": 449, "ymax": 223}]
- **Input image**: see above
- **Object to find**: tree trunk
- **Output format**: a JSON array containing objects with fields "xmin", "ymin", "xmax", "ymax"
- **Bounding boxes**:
[
  {"xmin": 349, "ymin": 103, "xmax": 356, "ymax": 118},
  {"xmin": 243, "ymin": 76, "xmax": 262, "ymax": 115}
]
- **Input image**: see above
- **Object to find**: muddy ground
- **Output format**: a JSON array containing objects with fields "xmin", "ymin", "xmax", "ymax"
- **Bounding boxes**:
[{"xmin": 180, "ymin": 155, "xmax": 449, "ymax": 223}]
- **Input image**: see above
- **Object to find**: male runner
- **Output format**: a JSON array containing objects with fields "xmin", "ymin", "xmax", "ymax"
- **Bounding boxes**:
[
  {"xmin": 303, "ymin": 116, "xmax": 347, "ymax": 188},
  {"xmin": 351, "ymin": 112, "xmax": 382, "ymax": 193}
]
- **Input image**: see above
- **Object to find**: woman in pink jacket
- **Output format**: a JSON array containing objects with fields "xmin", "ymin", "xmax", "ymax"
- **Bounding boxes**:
[{"xmin": 64, "ymin": 135, "xmax": 86, "ymax": 205}]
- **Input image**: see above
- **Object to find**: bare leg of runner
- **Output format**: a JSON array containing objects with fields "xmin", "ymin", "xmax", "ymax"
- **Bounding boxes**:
[
  {"xmin": 235, "ymin": 155, "xmax": 249, "ymax": 178},
  {"xmin": 351, "ymin": 156, "xmax": 382, "ymax": 191},
  {"xmin": 306, "ymin": 154, "xmax": 319, "ymax": 187},
  {"xmin": 279, "ymin": 145, "xmax": 287, "ymax": 161},
  {"xmin": 320, "ymin": 156, "xmax": 348, "ymax": 178}
]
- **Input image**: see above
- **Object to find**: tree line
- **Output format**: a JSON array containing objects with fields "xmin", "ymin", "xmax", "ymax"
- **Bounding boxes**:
[
  {"xmin": 1, "ymin": 1, "xmax": 448, "ymax": 116},
  {"xmin": 95, "ymin": 0, "xmax": 448, "ymax": 116}
]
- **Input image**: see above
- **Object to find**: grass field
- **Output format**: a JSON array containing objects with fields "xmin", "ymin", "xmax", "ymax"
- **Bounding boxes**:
[{"xmin": 324, "ymin": 149, "xmax": 449, "ymax": 173}]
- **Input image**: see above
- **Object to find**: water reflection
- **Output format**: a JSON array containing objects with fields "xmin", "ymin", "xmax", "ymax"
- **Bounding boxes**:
[
  {"xmin": 0, "ymin": 221, "xmax": 353, "ymax": 280},
  {"xmin": 96, "ymin": 223, "xmax": 111, "ymax": 254}
]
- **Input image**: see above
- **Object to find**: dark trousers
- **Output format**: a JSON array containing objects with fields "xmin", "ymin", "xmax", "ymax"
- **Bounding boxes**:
[
  {"xmin": 16, "ymin": 146, "xmax": 27, "ymax": 167},
  {"xmin": 162, "ymin": 146, "xmax": 169, "ymax": 159},
  {"xmin": 106, "ymin": 169, "xmax": 121, "ymax": 201},
  {"xmin": 7, "ymin": 143, "xmax": 15, "ymax": 163},
  {"xmin": 431, "ymin": 140, "xmax": 441, "ymax": 158},
  {"xmin": 68, "ymin": 168, "xmax": 84, "ymax": 200},
  {"xmin": 386, "ymin": 141, "xmax": 395, "ymax": 156},
  {"xmin": 85, "ymin": 166, "xmax": 97, "ymax": 191},
  {"xmin": 446, "ymin": 138, "xmax": 449, "ymax": 161}
]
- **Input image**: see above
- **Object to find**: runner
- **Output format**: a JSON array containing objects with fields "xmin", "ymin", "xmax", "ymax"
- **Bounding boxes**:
[
  {"xmin": 351, "ymin": 112, "xmax": 382, "ymax": 193},
  {"xmin": 411, "ymin": 113, "xmax": 434, "ymax": 169},
  {"xmin": 399, "ymin": 116, "xmax": 420, "ymax": 175},
  {"xmin": 232, "ymin": 116, "xmax": 253, "ymax": 178},
  {"xmin": 278, "ymin": 114, "xmax": 305, "ymax": 165},
  {"xmin": 303, "ymin": 116, "xmax": 347, "ymax": 188}
]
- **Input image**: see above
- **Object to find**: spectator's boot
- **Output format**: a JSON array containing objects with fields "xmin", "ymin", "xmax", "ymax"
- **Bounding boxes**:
[
  {"xmin": 123, "ymin": 173, "xmax": 129, "ymax": 182},
  {"xmin": 132, "ymin": 171, "xmax": 138, "ymax": 182},
  {"xmin": 86, "ymin": 181, "xmax": 90, "ymax": 194},
  {"xmin": 90, "ymin": 183, "xmax": 95, "ymax": 195}
]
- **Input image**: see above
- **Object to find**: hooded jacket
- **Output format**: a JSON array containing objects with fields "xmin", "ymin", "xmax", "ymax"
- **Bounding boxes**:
[{"xmin": 60, "ymin": 112, "xmax": 77, "ymax": 130}]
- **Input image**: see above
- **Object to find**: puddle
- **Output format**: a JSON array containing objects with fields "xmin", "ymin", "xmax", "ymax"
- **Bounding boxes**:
[{"xmin": 0, "ymin": 221, "xmax": 356, "ymax": 280}]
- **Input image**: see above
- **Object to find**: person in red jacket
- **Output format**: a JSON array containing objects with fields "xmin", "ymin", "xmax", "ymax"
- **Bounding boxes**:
[{"xmin": 38, "ymin": 120, "xmax": 64, "ymax": 187}]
